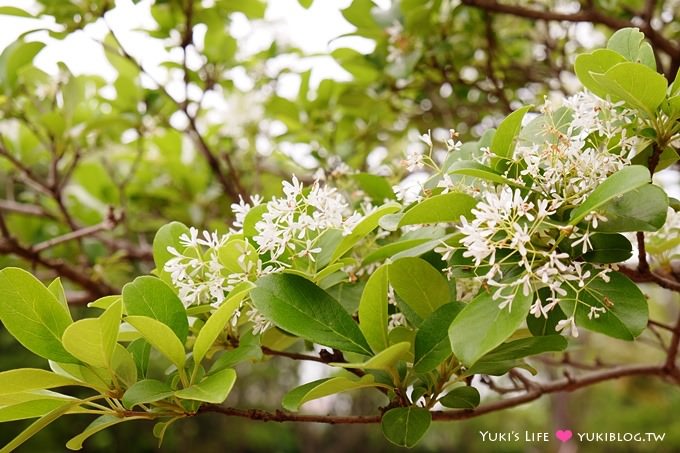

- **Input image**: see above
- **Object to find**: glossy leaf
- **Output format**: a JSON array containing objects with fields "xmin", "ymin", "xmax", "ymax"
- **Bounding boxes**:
[
  {"xmin": 560, "ymin": 271, "xmax": 648, "ymax": 340},
  {"xmin": 331, "ymin": 341, "xmax": 410, "ymax": 371},
  {"xmin": 66, "ymin": 415, "xmax": 147, "ymax": 451},
  {"xmin": 389, "ymin": 258, "xmax": 450, "ymax": 319},
  {"xmin": 251, "ymin": 274, "xmax": 372, "ymax": 355},
  {"xmin": 125, "ymin": 316, "xmax": 186, "ymax": 369},
  {"xmin": 175, "ymin": 368, "xmax": 237, "ymax": 403},
  {"xmin": 381, "ymin": 407, "xmax": 432, "ymax": 448},
  {"xmin": 569, "ymin": 166, "xmax": 650, "ymax": 226},
  {"xmin": 466, "ymin": 335, "xmax": 568, "ymax": 375},
  {"xmin": 439, "ymin": 386, "xmax": 480, "ymax": 409},
  {"xmin": 61, "ymin": 299, "xmax": 122, "ymax": 369},
  {"xmin": 591, "ymin": 63, "xmax": 667, "ymax": 116},
  {"xmin": 358, "ymin": 265, "xmax": 389, "ymax": 353},
  {"xmin": 594, "ymin": 184, "xmax": 668, "ymax": 232},
  {"xmin": 0, "ymin": 267, "xmax": 75, "ymax": 362},
  {"xmin": 449, "ymin": 288, "xmax": 533, "ymax": 367},
  {"xmin": 122, "ymin": 276, "xmax": 189, "ymax": 342},
  {"xmin": 152, "ymin": 221, "xmax": 190, "ymax": 284},
  {"xmin": 398, "ymin": 192, "xmax": 476, "ymax": 226},
  {"xmin": 491, "ymin": 105, "xmax": 532, "ymax": 170},
  {"xmin": 193, "ymin": 282, "xmax": 253, "ymax": 365},
  {"xmin": 414, "ymin": 302, "xmax": 465, "ymax": 373},
  {"xmin": 282, "ymin": 374, "xmax": 377, "ymax": 412},
  {"xmin": 122, "ymin": 379, "xmax": 174, "ymax": 409},
  {"xmin": 574, "ymin": 49, "xmax": 626, "ymax": 99}
]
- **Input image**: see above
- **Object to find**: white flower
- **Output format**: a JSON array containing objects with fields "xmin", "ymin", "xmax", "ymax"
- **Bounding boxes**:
[
  {"xmin": 419, "ymin": 129, "xmax": 433, "ymax": 147},
  {"xmin": 556, "ymin": 316, "xmax": 579, "ymax": 337}
]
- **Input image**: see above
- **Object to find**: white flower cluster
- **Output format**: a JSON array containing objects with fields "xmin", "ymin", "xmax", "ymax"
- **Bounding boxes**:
[
  {"xmin": 162, "ymin": 177, "xmax": 365, "ymax": 334},
  {"xmin": 253, "ymin": 176, "xmax": 362, "ymax": 262},
  {"xmin": 434, "ymin": 91, "xmax": 637, "ymax": 336},
  {"xmin": 164, "ymin": 228, "xmax": 229, "ymax": 307}
]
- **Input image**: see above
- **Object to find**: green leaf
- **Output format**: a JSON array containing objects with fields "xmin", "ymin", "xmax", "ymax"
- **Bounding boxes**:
[
  {"xmin": 0, "ymin": 390, "xmax": 74, "ymax": 407},
  {"xmin": 0, "ymin": 40, "xmax": 45, "ymax": 91},
  {"xmin": 297, "ymin": 0, "xmax": 313, "ymax": 8},
  {"xmin": 466, "ymin": 335, "xmax": 568, "ymax": 375},
  {"xmin": 0, "ymin": 268, "xmax": 75, "ymax": 362},
  {"xmin": 122, "ymin": 379, "xmax": 174, "ymax": 409},
  {"xmin": 414, "ymin": 302, "xmax": 464, "ymax": 373},
  {"xmin": 0, "ymin": 399, "xmax": 74, "ymax": 422},
  {"xmin": 449, "ymin": 288, "xmax": 533, "ymax": 367},
  {"xmin": 527, "ymin": 300, "xmax": 566, "ymax": 337},
  {"xmin": 111, "ymin": 345, "xmax": 137, "ymax": 387},
  {"xmin": 0, "ymin": 6, "xmax": 34, "ymax": 17},
  {"xmin": 491, "ymin": 105, "xmax": 532, "ymax": 170},
  {"xmin": 330, "ymin": 203, "xmax": 401, "ymax": 263},
  {"xmin": 381, "ymin": 407, "xmax": 432, "ymax": 448},
  {"xmin": 560, "ymin": 271, "xmax": 648, "ymax": 340},
  {"xmin": 152, "ymin": 221, "xmax": 190, "ymax": 284},
  {"xmin": 66, "ymin": 414, "xmax": 147, "ymax": 450},
  {"xmin": 591, "ymin": 63, "xmax": 667, "ymax": 116},
  {"xmin": 175, "ymin": 368, "xmax": 236, "ymax": 403},
  {"xmin": 209, "ymin": 330, "xmax": 262, "ymax": 373},
  {"xmin": 48, "ymin": 362, "xmax": 110, "ymax": 393},
  {"xmin": 61, "ymin": 299, "xmax": 122, "ymax": 369},
  {"xmin": 581, "ymin": 234, "xmax": 633, "ymax": 264},
  {"xmin": 122, "ymin": 276, "xmax": 189, "ymax": 343},
  {"xmin": 341, "ymin": 0, "xmax": 381, "ymax": 36},
  {"xmin": 193, "ymin": 282, "xmax": 253, "ymax": 365},
  {"xmin": 439, "ymin": 386, "xmax": 480, "ymax": 409},
  {"xmin": 0, "ymin": 401, "xmax": 78, "ymax": 453},
  {"xmin": 358, "ymin": 265, "xmax": 389, "ymax": 353},
  {"xmin": 218, "ymin": 239, "xmax": 257, "ymax": 274},
  {"xmin": 127, "ymin": 339, "xmax": 151, "ymax": 379},
  {"xmin": 607, "ymin": 27, "xmax": 655, "ymax": 68},
  {"xmin": 47, "ymin": 278, "xmax": 70, "ymax": 315},
  {"xmin": 331, "ymin": 342, "xmax": 411, "ymax": 371},
  {"xmin": 250, "ymin": 274, "xmax": 372, "ymax": 355},
  {"xmin": 389, "ymin": 258, "xmax": 450, "ymax": 319},
  {"xmin": 574, "ymin": 49, "xmax": 627, "ymax": 98},
  {"xmin": 447, "ymin": 160, "xmax": 530, "ymax": 189},
  {"xmin": 125, "ymin": 316, "xmax": 186, "ymax": 368},
  {"xmin": 87, "ymin": 295, "xmax": 121, "ymax": 310},
  {"xmin": 594, "ymin": 184, "xmax": 668, "ymax": 232},
  {"xmin": 353, "ymin": 173, "xmax": 396, "ymax": 201},
  {"xmin": 399, "ymin": 192, "xmax": 477, "ymax": 226},
  {"xmin": 569, "ymin": 166, "xmax": 650, "ymax": 226},
  {"xmin": 282, "ymin": 374, "xmax": 377, "ymax": 412}
]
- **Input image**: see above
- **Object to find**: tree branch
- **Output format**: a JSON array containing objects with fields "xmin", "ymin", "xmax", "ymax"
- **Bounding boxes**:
[
  {"xmin": 460, "ymin": 0, "xmax": 680, "ymax": 75},
  {"xmin": 199, "ymin": 364, "xmax": 671, "ymax": 424},
  {"xmin": 31, "ymin": 207, "xmax": 123, "ymax": 253},
  {"xmin": 0, "ymin": 213, "xmax": 116, "ymax": 297}
]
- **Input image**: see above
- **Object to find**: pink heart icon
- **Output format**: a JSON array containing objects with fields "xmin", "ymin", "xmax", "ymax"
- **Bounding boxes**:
[{"xmin": 555, "ymin": 430, "xmax": 573, "ymax": 442}]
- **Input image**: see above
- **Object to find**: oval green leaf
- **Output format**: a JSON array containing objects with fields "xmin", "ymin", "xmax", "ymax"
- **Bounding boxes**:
[{"xmin": 250, "ymin": 274, "xmax": 372, "ymax": 355}]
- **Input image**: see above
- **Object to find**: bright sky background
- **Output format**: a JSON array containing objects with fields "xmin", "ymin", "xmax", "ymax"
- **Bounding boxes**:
[{"xmin": 0, "ymin": 0, "xmax": 378, "ymax": 97}]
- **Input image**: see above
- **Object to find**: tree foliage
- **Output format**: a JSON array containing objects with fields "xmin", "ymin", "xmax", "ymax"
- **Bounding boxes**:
[{"xmin": 1, "ymin": 0, "xmax": 680, "ymax": 450}]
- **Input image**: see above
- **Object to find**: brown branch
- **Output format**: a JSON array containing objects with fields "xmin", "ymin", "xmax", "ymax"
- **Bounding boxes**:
[
  {"xmin": 31, "ymin": 207, "xmax": 122, "ymax": 253},
  {"xmin": 665, "ymin": 313, "xmax": 680, "ymax": 371},
  {"xmin": 619, "ymin": 265, "xmax": 680, "ymax": 292},
  {"xmin": 460, "ymin": 0, "xmax": 680, "ymax": 70},
  {"xmin": 261, "ymin": 346, "xmax": 329, "ymax": 365},
  {"xmin": 0, "ymin": 213, "xmax": 115, "ymax": 297},
  {"xmin": 199, "ymin": 364, "xmax": 671, "ymax": 424},
  {"xmin": 0, "ymin": 200, "xmax": 55, "ymax": 219},
  {"xmin": 636, "ymin": 231, "xmax": 650, "ymax": 274}
]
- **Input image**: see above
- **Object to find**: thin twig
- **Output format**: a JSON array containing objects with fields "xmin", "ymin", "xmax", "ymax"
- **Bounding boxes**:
[{"xmin": 31, "ymin": 208, "xmax": 122, "ymax": 253}]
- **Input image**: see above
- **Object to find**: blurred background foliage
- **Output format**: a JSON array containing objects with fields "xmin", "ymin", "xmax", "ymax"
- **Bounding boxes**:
[{"xmin": 0, "ymin": 0, "xmax": 679, "ymax": 451}]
